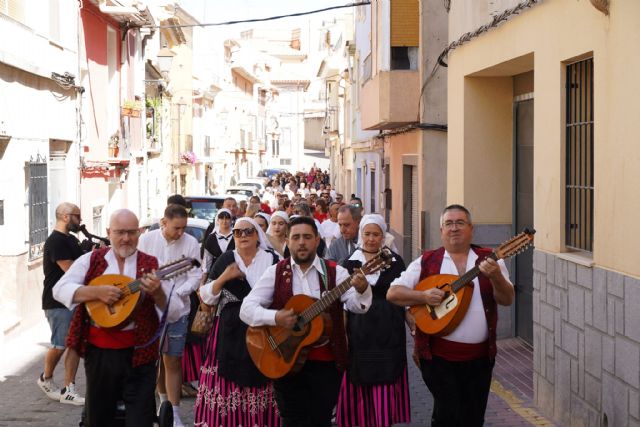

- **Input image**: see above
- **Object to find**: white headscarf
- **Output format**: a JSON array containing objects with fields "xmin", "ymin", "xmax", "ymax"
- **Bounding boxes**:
[
  {"xmin": 357, "ymin": 214, "xmax": 387, "ymax": 247},
  {"xmin": 267, "ymin": 211, "xmax": 289, "ymax": 234},
  {"xmin": 255, "ymin": 212, "xmax": 272, "ymax": 225},
  {"xmin": 213, "ymin": 208, "xmax": 232, "ymax": 235},
  {"xmin": 233, "ymin": 217, "xmax": 269, "ymax": 250}
]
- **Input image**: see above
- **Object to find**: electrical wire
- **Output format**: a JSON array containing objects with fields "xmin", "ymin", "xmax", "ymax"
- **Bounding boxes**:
[{"xmin": 150, "ymin": 2, "xmax": 371, "ymax": 29}]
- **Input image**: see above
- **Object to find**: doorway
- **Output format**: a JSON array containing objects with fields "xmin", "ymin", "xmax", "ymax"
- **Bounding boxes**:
[{"xmin": 514, "ymin": 97, "xmax": 534, "ymax": 344}]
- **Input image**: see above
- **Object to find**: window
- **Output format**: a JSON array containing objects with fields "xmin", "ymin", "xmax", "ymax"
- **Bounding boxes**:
[
  {"xmin": 370, "ymin": 169, "xmax": 376, "ymax": 213},
  {"xmin": 28, "ymin": 157, "xmax": 48, "ymax": 260},
  {"xmin": 565, "ymin": 58, "xmax": 594, "ymax": 252}
]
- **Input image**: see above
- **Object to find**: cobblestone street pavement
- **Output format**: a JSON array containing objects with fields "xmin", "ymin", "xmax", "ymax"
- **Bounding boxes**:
[{"xmin": 0, "ymin": 320, "xmax": 553, "ymax": 426}]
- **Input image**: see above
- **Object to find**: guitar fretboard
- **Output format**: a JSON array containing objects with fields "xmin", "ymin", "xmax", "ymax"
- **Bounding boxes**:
[
  {"xmin": 299, "ymin": 276, "xmax": 354, "ymax": 324},
  {"xmin": 450, "ymin": 252, "xmax": 498, "ymax": 293}
]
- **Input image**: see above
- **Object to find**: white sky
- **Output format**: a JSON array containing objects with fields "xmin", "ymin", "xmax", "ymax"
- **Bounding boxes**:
[{"xmin": 179, "ymin": 0, "xmax": 353, "ymax": 37}]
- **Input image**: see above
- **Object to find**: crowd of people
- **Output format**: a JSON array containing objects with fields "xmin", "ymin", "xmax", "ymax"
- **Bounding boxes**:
[{"xmin": 39, "ymin": 168, "xmax": 515, "ymax": 427}]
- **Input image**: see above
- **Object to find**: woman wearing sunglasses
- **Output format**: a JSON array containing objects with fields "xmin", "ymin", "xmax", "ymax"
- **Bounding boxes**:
[{"xmin": 194, "ymin": 217, "xmax": 280, "ymax": 427}]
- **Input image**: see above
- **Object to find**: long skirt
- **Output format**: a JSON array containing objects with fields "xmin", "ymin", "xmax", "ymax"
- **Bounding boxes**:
[
  {"xmin": 336, "ymin": 367, "xmax": 411, "ymax": 427},
  {"xmin": 193, "ymin": 318, "xmax": 280, "ymax": 427},
  {"xmin": 182, "ymin": 340, "xmax": 205, "ymax": 383}
]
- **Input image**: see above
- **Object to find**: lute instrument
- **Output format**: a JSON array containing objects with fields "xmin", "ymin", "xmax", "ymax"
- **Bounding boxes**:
[
  {"xmin": 246, "ymin": 248, "xmax": 393, "ymax": 379},
  {"xmin": 85, "ymin": 256, "xmax": 201, "ymax": 328},
  {"xmin": 410, "ymin": 228, "xmax": 535, "ymax": 336}
]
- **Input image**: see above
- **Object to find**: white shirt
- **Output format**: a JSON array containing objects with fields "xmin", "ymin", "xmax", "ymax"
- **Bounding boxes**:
[
  {"xmin": 320, "ymin": 219, "xmax": 340, "ymax": 247},
  {"xmin": 137, "ymin": 229, "xmax": 201, "ymax": 317},
  {"xmin": 348, "ymin": 250, "xmax": 381, "ymax": 286},
  {"xmin": 239, "ymin": 256, "xmax": 373, "ymax": 327},
  {"xmin": 390, "ymin": 248, "xmax": 512, "ymax": 344},
  {"xmin": 200, "ymin": 249, "xmax": 275, "ymax": 306},
  {"xmin": 53, "ymin": 249, "xmax": 185, "ymax": 324}
]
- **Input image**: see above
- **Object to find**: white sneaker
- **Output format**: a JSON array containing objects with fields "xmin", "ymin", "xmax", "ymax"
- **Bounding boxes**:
[
  {"xmin": 37, "ymin": 373, "xmax": 62, "ymax": 401},
  {"xmin": 59, "ymin": 383, "xmax": 85, "ymax": 406}
]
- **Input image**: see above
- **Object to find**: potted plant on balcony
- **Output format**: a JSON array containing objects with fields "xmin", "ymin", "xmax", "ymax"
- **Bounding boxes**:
[
  {"xmin": 180, "ymin": 151, "xmax": 197, "ymax": 165},
  {"xmin": 121, "ymin": 100, "xmax": 142, "ymax": 118},
  {"xmin": 108, "ymin": 134, "xmax": 120, "ymax": 157}
]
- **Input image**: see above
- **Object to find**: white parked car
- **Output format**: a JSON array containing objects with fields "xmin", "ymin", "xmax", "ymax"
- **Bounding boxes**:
[
  {"xmin": 236, "ymin": 178, "xmax": 268, "ymax": 195},
  {"xmin": 140, "ymin": 217, "xmax": 211, "ymax": 243}
]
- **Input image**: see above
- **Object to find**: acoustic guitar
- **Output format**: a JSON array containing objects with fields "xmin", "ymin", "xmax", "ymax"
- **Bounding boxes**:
[
  {"xmin": 246, "ymin": 248, "xmax": 393, "ymax": 379},
  {"xmin": 85, "ymin": 256, "xmax": 201, "ymax": 328},
  {"xmin": 410, "ymin": 228, "xmax": 535, "ymax": 337}
]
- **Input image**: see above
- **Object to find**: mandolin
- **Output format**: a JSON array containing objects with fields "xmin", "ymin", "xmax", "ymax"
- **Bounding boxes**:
[
  {"xmin": 246, "ymin": 248, "xmax": 393, "ymax": 379},
  {"xmin": 410, "ymin": 228, "xmax": 535, "ymax": 337},
  {"xmin": 85, "ymin": 256, "xmax": 200, "ymax": 328}
]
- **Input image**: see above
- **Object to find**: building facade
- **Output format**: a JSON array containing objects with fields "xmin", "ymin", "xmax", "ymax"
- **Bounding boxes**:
[{"xmin": 446, "ymin": 0, "xmax": 640, "ymax": 425}]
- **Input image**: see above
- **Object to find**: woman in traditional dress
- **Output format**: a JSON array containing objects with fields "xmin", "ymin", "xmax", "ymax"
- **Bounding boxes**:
[
  {"xmin": 254, "ymin": 212, "xmax": 271, "ymax": 234},
  {"xmin": 336, "ymin": 214, "xmax": 411, "ymax": 427},
  {"xmin": 182, "ymin": 209, "xmax": 235, "ymax": 394},
  {"xmin": 193, "ymin": 217, "xmax": 280, "ymax": 427},
  {"xmin": 266, "ymin": 211, "xmax": 289, "ymax": 258}
]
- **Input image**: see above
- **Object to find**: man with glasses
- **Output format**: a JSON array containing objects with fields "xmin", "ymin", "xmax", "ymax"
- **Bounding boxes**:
[
  {"xmin": 138, "ymin": 204, "xmax": 201, "ymax": 427},
  {"xmin": 38, "ymin": 202, "xmax": 85, "ymax": 405},
  {"xmin": 326, "ymin": 205, "xmax": 362, "ymax": 264},
  {"xmin": 387, "ymin": 204, "xmax": 514, "ymax": 427},
  {"xmin": 54, "ymin": 209, "xmax": 185, "ymax": 426}
]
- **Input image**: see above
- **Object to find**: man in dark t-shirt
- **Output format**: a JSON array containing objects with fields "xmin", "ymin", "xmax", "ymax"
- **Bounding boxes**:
[{"xmin": 37, "ymin": 202, "xmax": 85, "ymax": 405}]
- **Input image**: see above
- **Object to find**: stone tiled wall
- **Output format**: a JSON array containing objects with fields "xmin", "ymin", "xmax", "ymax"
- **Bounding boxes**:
[{"xmin": 533, "ymin": 250, "xmax": 640, "ymax": 427}]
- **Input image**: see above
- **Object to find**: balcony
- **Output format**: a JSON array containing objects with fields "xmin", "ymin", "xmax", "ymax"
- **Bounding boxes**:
[{"xmin": 360, "ymin": 70, "xmax": 419, "ymax": 130}]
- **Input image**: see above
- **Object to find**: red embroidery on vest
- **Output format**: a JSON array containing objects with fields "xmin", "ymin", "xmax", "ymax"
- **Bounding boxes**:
[
  {"xmin": 414, "ymin": 246, "xmax": 498, "ymax": 361},
  {"xmin": 271, "ymin": 258, "xmax": 349, "ymax": 371},
  {"xmin": 66, "ymin": 249, "xmax": 160, "ymax": 367}
]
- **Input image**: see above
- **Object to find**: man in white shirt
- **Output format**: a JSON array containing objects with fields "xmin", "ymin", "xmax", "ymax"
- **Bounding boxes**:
[
  {"xmin": 53, "ymin": 209, "xmax": 185, "ymax": 426},
  {"xmin": 137, "ymin": 204, "xmax": 200, "ymax": 427},
  {"xmin": 320, "ymin": 202, "xmax": 341, "ymax": 248},
  {"xmin": 387, "ymin": 204, "xmax": 515, "ymax": 427},
  {"xmin": 240, "ymin": 216, "xmax": 371, "ymax": 427}
]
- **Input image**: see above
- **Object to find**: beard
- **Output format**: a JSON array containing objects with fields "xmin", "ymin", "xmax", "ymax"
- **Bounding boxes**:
[
  {"xmin": 114, "ymin": 245, "xmax": 136, "ymax": 259},
  {"xmin": 68, "ymin": 222, "xmax": 81, "ymax": 233},
  {"xmin": 291, "ymin": 247, "xmax": 315, "ymax": 265}
]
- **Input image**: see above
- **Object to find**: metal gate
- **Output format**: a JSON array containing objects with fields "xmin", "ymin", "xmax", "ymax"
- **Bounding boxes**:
[{"xmin": 28, "ymin": 156, "xmax": 48, "ymax": 260}]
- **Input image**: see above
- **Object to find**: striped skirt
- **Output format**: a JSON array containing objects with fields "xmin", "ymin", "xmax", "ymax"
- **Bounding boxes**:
[
  {"xmin": 193, "ymin": 318, "xmax": 280, "ymax": 427},
  {"xmin": 336, "ymin": 367, "xmax": 411, "ymax": 427},
  {"xmin": 182, "ymin": 339, "xmax": 206, "ymax": 383}
]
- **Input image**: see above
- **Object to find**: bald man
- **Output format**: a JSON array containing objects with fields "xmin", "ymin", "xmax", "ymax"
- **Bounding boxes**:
[
  {"xmin": 54, "ymin": 209, "xmax": 185, "ymax": 426},
  {"xmin": 38, "ymin": 202, "xmax": 85, "ymax": 405}
]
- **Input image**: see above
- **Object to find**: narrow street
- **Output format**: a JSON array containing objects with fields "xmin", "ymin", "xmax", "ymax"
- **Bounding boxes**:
[{"xmin": 0, "ymin": 319, "xmax": 553, "ymax": 427}]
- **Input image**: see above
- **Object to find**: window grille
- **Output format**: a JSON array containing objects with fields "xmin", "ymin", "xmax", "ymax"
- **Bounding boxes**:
[
  {"xmin": 28, "ymin": 156, "xmax": 48, "ymax": 260},
  {"xmin": 565, "ymin": 58, "xmax": 594, "ymax": 252}
]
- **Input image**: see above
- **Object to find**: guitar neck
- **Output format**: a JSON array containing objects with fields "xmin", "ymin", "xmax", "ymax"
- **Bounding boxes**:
[
  {"xmin": 450, "ymin": 252, "xmax": 498, "ymax": 293},
  {"xmin": 122, "ymin": 261, "xmax": 191, "ymax": 295},
  {"xmin": 299, "ymin": 275, "xmax": 355, "ymax": 325}
]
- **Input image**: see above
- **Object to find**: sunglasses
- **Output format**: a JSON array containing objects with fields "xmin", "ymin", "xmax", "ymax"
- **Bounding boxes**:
[{"xmin": 233, "ymin": 227, "xmax": 256, "ymax": 237}]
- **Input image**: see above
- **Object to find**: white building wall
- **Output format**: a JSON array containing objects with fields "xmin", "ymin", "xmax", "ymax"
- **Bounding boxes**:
[{"xmin": 0, "ymin": 0, "xmax": 80, "ymax": 336}]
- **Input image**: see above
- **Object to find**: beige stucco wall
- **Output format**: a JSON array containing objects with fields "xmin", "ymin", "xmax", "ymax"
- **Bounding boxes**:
[
  {"xmin": 448, "ymin": 0, "xmax": 640, "ymax": 276},
  {"xmin": 361, "ymin": 70, "xmax": 419, "ymax": 129},
  {"xmin": 385, "ymin": 130, "xmax": 420, "ymax": 237}
]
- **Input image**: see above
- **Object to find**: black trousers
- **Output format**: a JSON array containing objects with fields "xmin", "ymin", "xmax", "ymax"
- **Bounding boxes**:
[
  {"xmin": 273, "ymin": 361, "xmax": 342, "ymax": 427},
  {"xmin": 84, "ymin": 345, "xmax": 157, "ymax": 427},
  {"xmin": 420, "ymin": 356, "xmax": 495, "ymax": 427}
]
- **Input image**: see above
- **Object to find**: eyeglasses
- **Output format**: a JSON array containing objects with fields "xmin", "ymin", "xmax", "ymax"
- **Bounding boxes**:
[
  {"xmin": 110, "ymin": 229, "xmax": 141, "ymax": 237},
  {"xmin": 233, "ymin": 227, "xmax": 256, "ymax": 237},
  {"xmin": 68, "ymin": 213, "xmax": 82, "ymax": 220},
  {"xmin": 442, "ymin": 220, "xmax": 469, "ymax": 230}
]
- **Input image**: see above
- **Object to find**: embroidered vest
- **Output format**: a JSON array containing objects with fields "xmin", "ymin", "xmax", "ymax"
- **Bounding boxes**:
[
  {"xmin": 270, "ymin": 258, "xmax": 349, "ymax": 371},
  {"xmin": 414, "ymin": 246, "xmax": 498, "ymax": 361},
  {"xmin": 66, "ymin": 248, "xmax": 161, "ymax": 367}
]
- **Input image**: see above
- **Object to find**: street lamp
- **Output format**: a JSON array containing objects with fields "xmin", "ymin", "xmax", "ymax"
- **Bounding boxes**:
[{"xmin": 157, "ymin": 45, "xmax": 175, "ymax": 79}]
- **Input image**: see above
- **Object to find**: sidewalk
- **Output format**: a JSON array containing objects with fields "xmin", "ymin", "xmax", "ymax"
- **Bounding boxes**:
[{"xmin": 0, "ymin": 319, "xmax": 553, "ymax": 426}]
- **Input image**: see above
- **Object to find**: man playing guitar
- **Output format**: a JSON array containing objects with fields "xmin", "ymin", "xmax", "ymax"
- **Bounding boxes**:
[
  {"xmin": 240, "ymin": 216, "xmax": 371, "ymax": 427},
  {"xmin": 387, "ymin": 204, "xmax": 514, "ymax": 427},
  {"xmin": 53, "ymin": 209, "xmax": 184, "ymax": 426}
]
